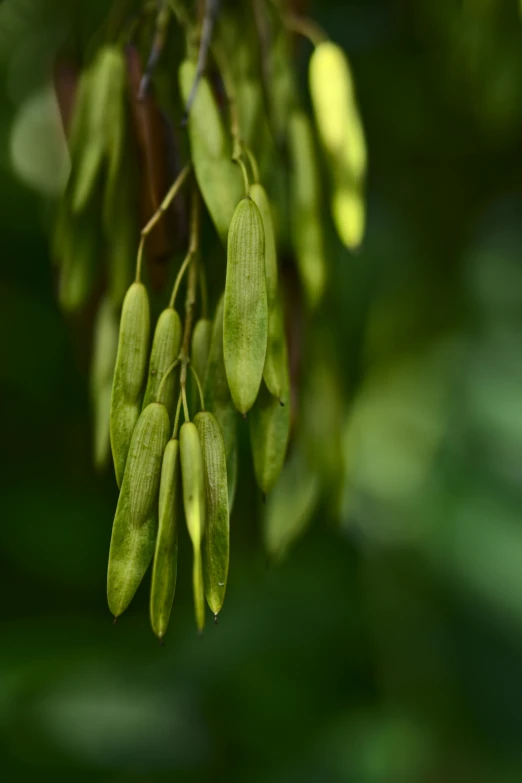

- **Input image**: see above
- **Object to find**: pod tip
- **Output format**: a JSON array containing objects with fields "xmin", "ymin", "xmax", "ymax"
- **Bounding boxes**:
[
  {"xmin": 112, "ymin": 615, "xmax": 118, "ymax": 625},
  {"xmin": 214, "ymin": 613, "xmax": 218, "ymax": 625}
]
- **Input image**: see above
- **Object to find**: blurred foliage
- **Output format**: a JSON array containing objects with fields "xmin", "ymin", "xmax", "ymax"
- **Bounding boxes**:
[{"xmin": 2, "ymin": 0, "xmax": 522, "ymax": 781}]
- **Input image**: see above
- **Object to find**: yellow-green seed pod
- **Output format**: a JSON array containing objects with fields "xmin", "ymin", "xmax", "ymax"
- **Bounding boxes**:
[
  {"xmin": 90, "ymin": 296, "xmax": 119, "ymax": 471},
  {"xmin": 263, "ymin": 445, "xmax": 320, "ymax": 561},
  {"xmin": 331, "ymin": 183, "xmax": 365, "ymax": 252},
  {"xmin": 250, "ymin": 183, "xmax": 278, "ymax": 307},
  {"xmin": 180, "ymin": 421, "xmax": 207, "ymax": 632},
  {"xmin": 72, "ymin": 46, "xmax": 126, "ymax": 214},
  {"xmin": 56, "ymin": 191, "xmax": 100, "ymax": 313},
  {"xmin": 204, "ymin": 296, "xmax": 238, "ymax": 509},
  {"xmin": 110, "ymin": 282, "xmax": 150, "ymax": 487},
  {"xmin": 179, "ymin": 60, "xmax": 242, "ymax": 243},
  {"xmin": 107, "ymin": 402, "xmax": 170, "ymax": 618},
  {"xmin": 194, "ymin": 412, "xmax": 229, "ymax": 617},
  {"xmin": 142, "ymin": 308, "xmax": 182, "ymax": 417},
  {"xmin": 288, "ymin": 110, "xmax": 326, "ymax": 309},
  {"xmin": 249, "ymin": 373, "xmax": 291, "ymax": 495},
  {"xmin": 191, "ymin": 318, "xmax": 212, "ymax": 410},
  {"xmin": 224, "ymin": 197, "xmax": 268, "ymax": 414},
  {"xmin": 309, "ymin": 41, "xmax": 367, "ymax": 180},
  {"xmin": 262, "ymin": 293, "xmax": 288, "ymax": 401},
  {"xmin": 103, "ymin": 135, "xmax": 138, "ymax": 308},
  {"xmin": 309, "ymin": 41, "xmax": 367, "ymax": 250},
  {"xmin": 150, "ymin": 438, "xmax": 180, "ymax": 640}
]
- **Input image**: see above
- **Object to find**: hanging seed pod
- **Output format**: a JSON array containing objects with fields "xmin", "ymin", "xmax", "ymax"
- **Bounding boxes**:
[
  {"xmin": 263, "ymin": 445, "xmax": 320, "ymax": 561},
  {"xmin": 262, "ymin": 293, "xmax": 288, "ymax": 401},
  {"xmin": 90, "ymin": 296, "xmax": 119, "ymax": 471},
  {"xmin": 107, "ymin": 402, "xmax": 170, "ymax": 618},
  {"xmin": 309, "ymin": 41, "xmax": 367, "ymax": 183},
  {"xmin": 72, "ymin": 46, "xmax": 126, "ymax": 214},
  {"xmin": 249, "ymin": 374, "xmax": 291, "ymax": 495},
  {"xmin": 150, "ymin": 437, "xmax": 180, "ymax": 640},
  {"xmin": 194, "ymin": 412, "xmax": 229, "ymax": 618},
  {"xmin": 179, "ymin": 59, "xmax": 242, "ymax": 242},
  {"xmin": 110, "ymin": 282, "xmax": 150, "ymax": 487},
  {"xmin": 224, "ymin": 197, "xmax": 268, "ymax": 414},
  {"xmin": 204, "ymin": 296, "xmax": 238, "ymax": 509},
  {"xmin": 142, "ymin": 308, "xmax": 182, "ymax": 418},
  {"xmin": 309, "ymin": 41, "xmax": 367, "ymax": 250},
  {"xmin": 191, "ymin": 318, "xmax": 212, "ymax": 410},
  {"xmin": 180, "ymin": 421, "xmax": 207, "ymax": 632},
  {"xmin": 288, "ymin": 110, "xmax": 326, "ymax": 309},
  {"xmin": 250, "ymin": 183, "xmax": 278, "ymax": 307},
  {"xmin": 57, "ymin": 195, "xmax": 101, "ymax": 313}
]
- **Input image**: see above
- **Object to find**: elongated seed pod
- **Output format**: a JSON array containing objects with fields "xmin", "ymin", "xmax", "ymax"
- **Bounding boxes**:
[
  {"xmin": 224, "ymin": 197, "xmax": 268, "ymax": 414},
  {"xmin": 180, "ymin": 422, "xmax": 207, "ymax": 631},
  {"xmin": 204, "ymin": 296, "xmax": 238, "ymax": 509},
  {"xmin": 249, "ymin": 374, "xmax": 290, "ymax": 494},
  {"xmin": 107, "ymin": 402, "xmax": 170, "ymax": 618},
  {"xmin": 309, "ymin": 41, "xmax": 367, "ymax": 250},
  {"xmin": 91, "ymin": 296, "xmax": 119, "ymax": 471},
  {"xmin": 250, "ymin": 183, "xmax": 278, "ymax": 308},
  {"xmin": 179, "ymin": 59, "xmax": 242, "ymax": 243},
  {"xmin": 288, "ymin": 110, "xmax": 326, "ymax": 309},
  {"xmin": 194, "ymin": 412, "xmax": 229, "ymax": 617},
  {"xmin": 72, "ymin": 47, "xmax": 126, "ymax": 214},
  {"xmin": 191, "ymin": 318, "xmax": 212, "ymax": 409},
  {"xmin": 262, "ymin": 293, "xmax": 288, "ymax": 401},
  {"xmin": 110, "ymin": 282, "xmax": 150, "ymax": 487},
  {"xmin": 309, "ymin": 41, "xmax": 367, "ymax": 182},
  {"xmin": 150, "ymin": 438, "xmax": 180, "ymax": 640},
  {"xmin": 142, "ymin": 308, "xmax": 181, "ymax": 417}
]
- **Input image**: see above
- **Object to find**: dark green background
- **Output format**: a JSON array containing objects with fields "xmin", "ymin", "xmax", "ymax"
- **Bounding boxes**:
[{"xmin": 2, "ymin": 0, "xmax": 522, "ymax": 780}]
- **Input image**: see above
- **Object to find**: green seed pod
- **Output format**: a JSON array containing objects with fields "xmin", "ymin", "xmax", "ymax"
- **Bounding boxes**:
[
  {"xmin": 262, "ymin": 293, "xmax": 288, "ymax": 401},
  {"xmin": 263, "ymin": 445, "xmax": 320, "ymax": 561},
  {"xmin": 288, "ymin": 110, "xmax": 326, "ymax": 309},
  {"xmin": 179, "ymin": 59, "xmax": 242, "ymax": 243},
  {"xmin": 72, "ymin": 46, "xmax": 126, "ymax": 214},
  {"xmin": 180, "ymin": 422, "xmax": 207, "ymax": 632},
  {"xmin": 103, "ymin": 134, "xmax": 139, "ymax": 308},
  {"xmin": 249, "ymin": 373, "xmax": 291, "ymax": 494},
  {"xmin": 107, "ymin": 402, "xmax": 170, "ymax": 618},
  {"xmin": 191, "ymin": 318, "xmax": 212, "ymax": 410},
  {"xmin": 309, "ymin": 41, "xmax": 367, "ymax": 182},
  {"xmin": 204, "ymin": 296, "xmax": 238, "ymax": 509},
  {"xmin": 150, "ymin": 438, "xmax": 180, "ymax": 640},
  {"xmin": 224, "ymin": 197, "xmax": 268, "ymax": 414},
  {"xmin": 309, "ymin": 41, "xmax": 367, "ymax": 250},
  {"xmin": 110, "ymin": 282, "xmax": 150, "ymax": 487},
  {"xmin": 90, "ymin": 296, "xmax": 119, "ymax": 471},
  {"xmin": 142, "ymin": 308, "xmax": 182, "ymax": 418},
  {"xmin": 194, "ymin": 412, "xmax": 229, "ymax": 617},
  {"xmin": 250, "ymin": 183, "xmax": 278, "ymax": 308}
]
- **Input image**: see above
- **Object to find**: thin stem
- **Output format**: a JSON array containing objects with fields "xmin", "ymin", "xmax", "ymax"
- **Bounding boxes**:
[
  {"xmin": 138, "ymin": 0, "xmax": 171, "ymax": 98},
  {"xmin": 141, "ymin": 164, "xmax": 191, "ymax": 238},
  {"xmin": 181, "ymin": 380, "xmax": 190, "ymax": 422},
  {"xmin": 173, "ymin": 391, "xmax": 183, "ymax": 438},
  {"xmin": 181, "ymin": 0, "xmax": 221, "ymax": 124},
  {"xmin": 169, "ymin": 180, "xmax": 201, "ymax": 308},
  {"xmin": 234, "ymin": 155, "xmax": 250, "ymax": 197},
  {"xmin": 135, "ymin": 236, "xmax": 145, "ymax": 282},
  {"xmin": 199, "ymin": 265, "xmax": 208, "ymax": 319},
  {"xmin": 169, "ymin": 250, "xmax": 193, "ymax": 309},
  {"xmin": 156, "ymin": 357, "xmax": 181, "ymax": 404},
  {"xmin": 244, "ymin": 146, "xmax": 260, "ymax": 184},
  {"xmin": 189, "ymin": 364, "xmax": 205, "ymax": 410},
  {"xmin": 284, "ymin": 14, "xmax": 328, "ymax": 47}
]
